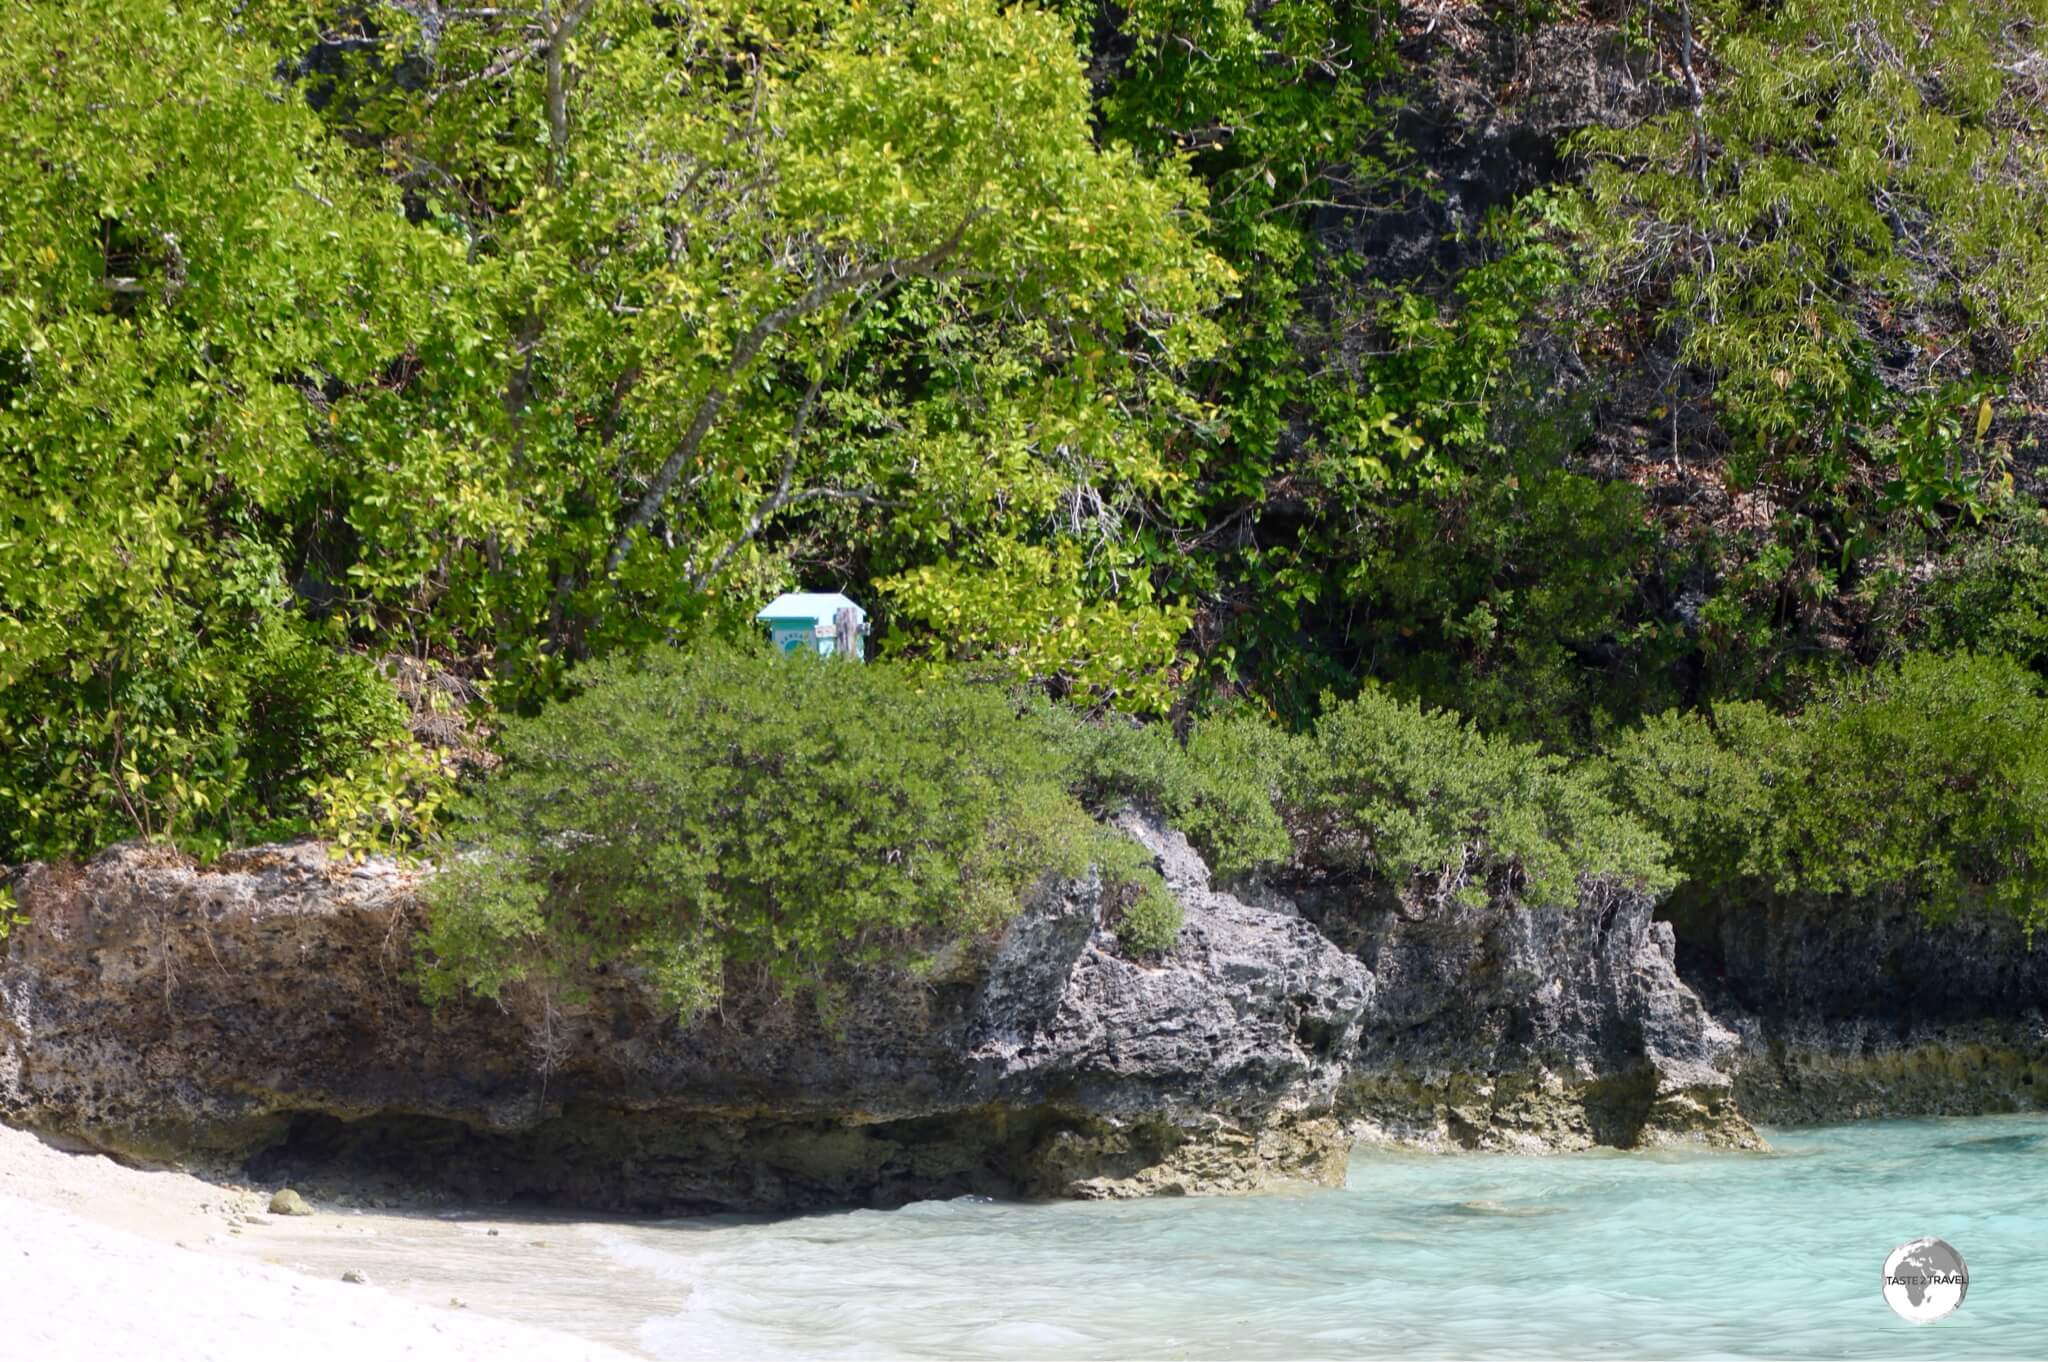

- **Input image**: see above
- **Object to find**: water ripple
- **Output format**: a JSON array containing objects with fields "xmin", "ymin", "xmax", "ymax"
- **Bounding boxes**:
[{"xmin": 625, "ymin": 1115, "xmax": 2048, "ymax": 1359}]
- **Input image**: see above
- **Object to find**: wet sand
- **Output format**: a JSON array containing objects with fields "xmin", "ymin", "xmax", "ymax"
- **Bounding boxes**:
[{"xmin": 0, "ymin": 1123, "xmax": 673, "ymax": 1360}]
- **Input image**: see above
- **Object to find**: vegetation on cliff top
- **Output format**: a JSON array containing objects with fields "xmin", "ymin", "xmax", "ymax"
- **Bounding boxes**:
[
  {"xmin": 9, "ymin": 0, "xmax": 2048, "ymax": 959},
  {"xmin": 422, "ymin": 645, "xmax": 1678, "ymax": 1015},
  {"xmin": 1606, "ymin": 652, "xmax": 2048, "ymax": 928},
  {"xmin": 442, "ymin": 638, "xmax": 2048, "ymax": 1013},
  {"xmin": 419, "ymin": 644, "xmax": 1169, "ymax": 1020}
]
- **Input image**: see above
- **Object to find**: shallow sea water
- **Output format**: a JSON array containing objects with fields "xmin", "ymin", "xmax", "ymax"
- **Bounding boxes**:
[{"xmin": 597, "ymin": 1115, "xmax": 2048, "ymax": 1359}]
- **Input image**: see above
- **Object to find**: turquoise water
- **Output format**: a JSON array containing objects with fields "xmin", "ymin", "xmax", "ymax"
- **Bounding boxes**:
[{"xmin": 599, "ymin": 1116, "xmax": 2048, "ymax": 1359}]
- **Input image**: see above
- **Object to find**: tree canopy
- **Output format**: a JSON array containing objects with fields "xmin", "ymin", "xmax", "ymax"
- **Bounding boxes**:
[{"xmin": 8, "ymin": 0, "xmax": 2048, "ymax": 952}]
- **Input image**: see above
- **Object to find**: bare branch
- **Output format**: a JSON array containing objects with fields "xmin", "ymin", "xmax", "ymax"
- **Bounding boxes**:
[
  {"xmin": 601, "ymin": 216, "xmax": 979, "ymax": 576},
  {"xmin": 544, "ymin": 0, "xmax": 597, "ymax": 182},
  {"xmin": 426, "ymin": 36, "xmax": 548, "ymax": 102}
]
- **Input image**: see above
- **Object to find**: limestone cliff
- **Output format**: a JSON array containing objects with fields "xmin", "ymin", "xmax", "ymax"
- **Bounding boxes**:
[
  {"xmin": 1282, "ymin": 875, "xmax": 1758, "ymax": 1152},
  {"xmin": 1669, "ymin": 895, "xmax": 2048, "ymax": 1124},
  {"xmin": 0, "ymin": 812, "xmax": 1776, "ymax": 1211},
  {"xmin": 0, "ymin": 829, "xmax": 1372, "ymax": 1211}
]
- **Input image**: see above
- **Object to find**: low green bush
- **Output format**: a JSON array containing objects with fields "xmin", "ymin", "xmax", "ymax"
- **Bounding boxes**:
[
  {"xmin": 1605, "ymin": 652, "xmax": 2048, "ymax": 929},
  {"xmin": 1040, "ymin": 687, "xmax": 1673, "ymax": 912},
  {"xmin": 418, "ymin": 645, "xmax": 1180, "ymax": 1021},
  {"xmin": 1288, "ymin": 688, "xmax": 1675, "ymax": 910},
  {"xmin": 1180, "ymin": 713, "xmax": 1299, "ymax": 878},
  {"xmin": 1033, "ymin": 703, "xmax": 1293, "ymax": 881},
  {"xmin": 425, "ymin": 645, "xmax": 2048, "ymax": 1019},
  {"xmin": 1091, "ymin": 830, "xmax": 1185, "ymax": 957},
  {"xmin": 0, "ymin": 545, "xmax": 434, "ymax": 862},
  {"xmin": 1115, "ymin": 879, "xmax": 1185, "ymax": 956},
  {"xmin": 1598, "ymin": 701, "xmax": 1788, "ymax": 890}
]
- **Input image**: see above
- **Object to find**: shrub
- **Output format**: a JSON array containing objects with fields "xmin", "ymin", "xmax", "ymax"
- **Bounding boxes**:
[
  {"xmin": 1038, "ymin": 689, "xmax": 1677, "ymax": 913},
  {"xmin": 1288, "ymin": 688, "xmax": 1675, "ymax": 910},
  {"xmin": 1092, "ymin": 830, "xmax": 1185, "ymax": 957},
  {"xmin": 1180, "ymin": 712, "xmax": 1298, "ymax": 878},
  {"xmin": 1868, "ymin": 506, "xmax": 2048, "ymax": 677},
  {"xmin": 239, "ymin": 627, "xmax": 428, "ymax": 838},
  {"xmin": 1605, "ymin": 652, "xmax": 2048, "ymax": 929},
  {"xmin": 1114, "ymin": 879, "xmax": 1185, "ymax": 956},
  {"xmin": 1598, "ymin": 702, "xmax": 1789, "ymax": 889},
  {"xmin": 418, "ymin": 645, "xmax": 1166, "ymax": 1021},
  {"xmin": 0, "ymin": 578, "xmax": 433, "ymax": 861},
  {"xmin": 1034, "ymin": 702, "xmax": 1294, "ymax": 880},
  {"xmin": 1783, "ymin": 654, "xmax": 2048, "ymax": 925}
]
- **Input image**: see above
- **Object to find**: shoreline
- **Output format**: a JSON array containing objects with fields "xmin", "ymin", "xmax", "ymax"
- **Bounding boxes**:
[
  {"xmin": 0, "ymin": 1123, "xmax": 659, "ymax": 1361},
  {"xmin": 14, "ymin": 1111, "xmax": 2046, "ymax": 1361}
]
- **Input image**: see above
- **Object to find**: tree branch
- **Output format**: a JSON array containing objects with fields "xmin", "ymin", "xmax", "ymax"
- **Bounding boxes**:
[
  {"xmin": 544, "ymin": 0, "xmax": 596, "ymax": 183},
  {"xmin": 1667, "ymin": 0, "xmax": 1710, "ymax": 192},
  {"xmin": 601, "ymin": 217, "xmax": 978, "ymax": 576},
  {"xmin": 427, "ymin": 36, "xmax": 548, "ymax": 102},
  {"xmin": 687, "ymin": 370, "xmax": 826, "ymax": 592}
]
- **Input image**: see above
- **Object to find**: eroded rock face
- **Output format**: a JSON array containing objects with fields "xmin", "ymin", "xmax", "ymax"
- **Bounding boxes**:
[
  {"xmin": 1669, "ymin": 895, "xmax": 2048, "ymax": 1124},
  {"xmin": 1285, "ymin": 874, "xmax": 1760, "ymax": 1152},
  {"xmin": 0, "ymin": 817, "xmax": 1795, "ymax": 1212},
  {"xmin": 0, "ymin": 830, "xmax": 1371, "ymax": 1211}
]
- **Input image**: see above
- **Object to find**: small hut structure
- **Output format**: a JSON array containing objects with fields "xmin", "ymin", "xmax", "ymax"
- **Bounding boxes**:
[{"xmin": 755, "ymin": 592, "xmax": 868, "ymax": 660}]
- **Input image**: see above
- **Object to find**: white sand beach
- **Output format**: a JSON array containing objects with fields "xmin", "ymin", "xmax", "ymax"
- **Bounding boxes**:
[{"xmin": 0, "ymin": 1124, "xmax": 661, "ymax": 1361}]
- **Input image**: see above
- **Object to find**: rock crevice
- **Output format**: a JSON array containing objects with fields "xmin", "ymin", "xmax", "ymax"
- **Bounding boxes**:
[
  {"xmin": 0, "ymin": 828, "xmax": 1374, "ymax": 1211},
  {"xmin": 39, "ymin": 817, "xmax": 2015, "ymax": 1210}
]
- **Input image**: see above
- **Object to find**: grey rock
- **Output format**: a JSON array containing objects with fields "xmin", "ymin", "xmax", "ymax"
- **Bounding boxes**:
[
  {"xmin": 1291, "ymin": 873, "xmax": 1758, "ymax": 1151},
  {"xmin": 1, "ymin": 815, "xmax": 1815, "ymax": 1211},
  {"xmin": 0, "ymin": 831, "xmax": 1371, "ymax": 1211},
  {"xmin": 1668, "ymin": 894, "xmax": 2048, "ymax": 1123}
]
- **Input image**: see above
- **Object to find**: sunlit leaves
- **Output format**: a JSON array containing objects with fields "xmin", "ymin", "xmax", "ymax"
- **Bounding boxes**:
[
  {"xmin": 0, "ymin": 0, "xmax": 472, "ymax": 855},
  {"xmin": 1578, "ymin": 0, "xmax": 2048, "ymax": 446},
  {"xmin": 0, "ymin": 0, "xmax": 1235, "ymax": 855},
  {"xmin": 417, "ymin": 644, "xmax": 1119, "ymax": 1019}
]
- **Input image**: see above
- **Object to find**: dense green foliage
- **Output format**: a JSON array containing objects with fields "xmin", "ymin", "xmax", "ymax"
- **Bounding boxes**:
[
  {"xmin": 1575, "ymin": 0, "xmax": 2048, "ymax": 707},
  {"xmin": 420, "ymin": 646, "xmax": 1189, "ymax": 1019},
  {"xmin": 1582, "ymin": 0, "xmax": 2048, "ymax": 451},
  {"xmin": 10, "ymin": 0, "xmax": 2048, "ymax": 968},
  {"xmin": 1035, "ymin": 703, "xmax": 1294, "ymax": 879},
  {"xmin": 1044, "ymin": 684, "xmax": 1673, "ymax": 909},
  {"xmin": 1, "ymin": 0, "xmax": 1221, "ymax": 858},
  {"xmin": 1606, "ymin": 653, "xmax": 2048, "ymax": 930},
  {"xmin": 1289, "ymin": 689, "xmax": 1674, "ymax": 909},
  {"xmin": 0, "ymin": 4, "xmax": 457, "ymax": 857}
]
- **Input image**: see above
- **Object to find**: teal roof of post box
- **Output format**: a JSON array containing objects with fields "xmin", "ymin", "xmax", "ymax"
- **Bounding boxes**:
[{"xmin": 755, "ymin": 592, "xmax": 861, "ymax": 627}]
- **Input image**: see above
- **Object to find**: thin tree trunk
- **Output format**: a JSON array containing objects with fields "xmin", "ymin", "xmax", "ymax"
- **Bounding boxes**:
[
  {"xmin": 600, "ymin": 220, "xmax": 975, "ymax": 577},
  {"xmin": 544, "ymin": 0, "xmax": 595, "ymax": 185}
]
